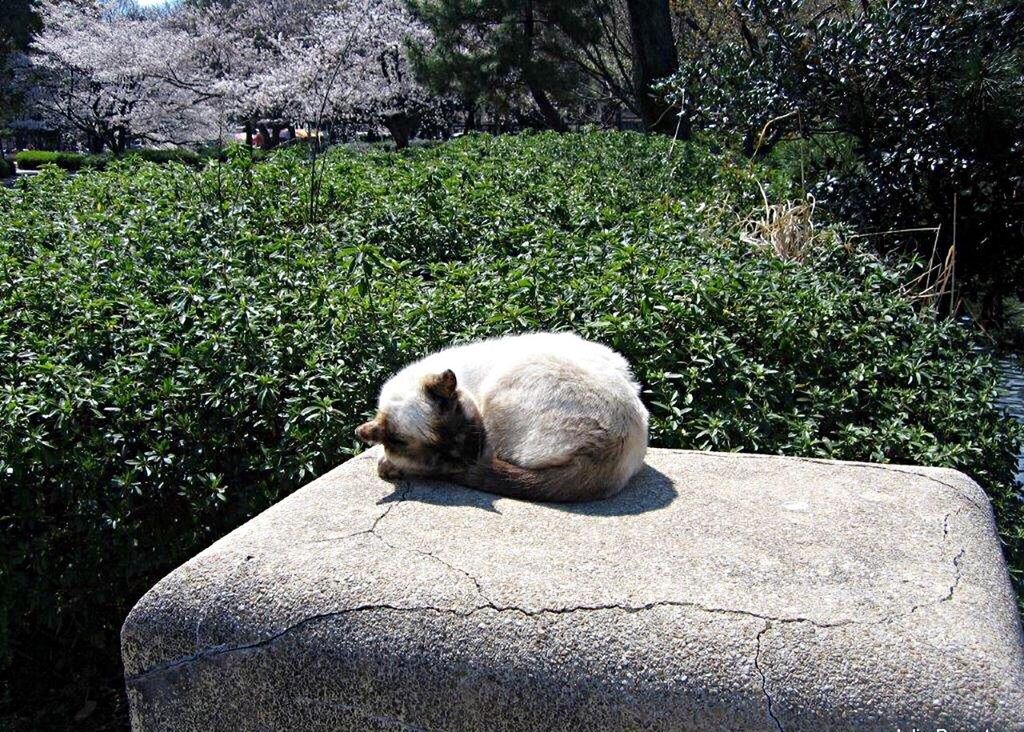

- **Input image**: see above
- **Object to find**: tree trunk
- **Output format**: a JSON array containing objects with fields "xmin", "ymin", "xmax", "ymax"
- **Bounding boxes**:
[
  {"xmin": 383, "ymin": 112, "xmax": 420, "ymax": 150},
  {"xmin": 257, "ymin": 124, "xmax": 272, "ymax": 150},
  {"xmin": 525, "ymin": 81, "xmax": 569, "ymax": 132},
  {"xmin": 111, "ymin": 127, "xmax": 130, "ymax": 154},
  {"xmin": 624, "ymin": 0, "xmax": 685, "ymax": 136},
  {"xmin": 521, "ymin": 0, "xmax": 568, "ymax": 132}
]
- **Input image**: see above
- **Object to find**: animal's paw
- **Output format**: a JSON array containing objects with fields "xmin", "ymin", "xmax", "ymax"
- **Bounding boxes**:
[{"xmin": 377, "ymin": 457, "xmax": 404, "ymax": 481}]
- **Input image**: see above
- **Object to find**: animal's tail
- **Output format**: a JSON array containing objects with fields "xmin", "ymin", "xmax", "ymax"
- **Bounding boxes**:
[{"xmin": 464, "ymin": 455, "xmax": 614, "ymax": 503}]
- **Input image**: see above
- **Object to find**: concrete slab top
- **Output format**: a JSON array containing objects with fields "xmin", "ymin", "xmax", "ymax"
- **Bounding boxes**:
[{"xmin": 122, "ymin": 447, "xmax": 1024, "ymax": 731}]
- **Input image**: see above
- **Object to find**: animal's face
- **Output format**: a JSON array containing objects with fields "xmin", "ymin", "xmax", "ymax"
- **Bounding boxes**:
[{"xmin": 355, "ymin": 369, "xmax": 485, "ymax": 479}]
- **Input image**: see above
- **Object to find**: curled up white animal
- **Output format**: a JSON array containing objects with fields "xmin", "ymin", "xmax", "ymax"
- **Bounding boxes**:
[{"xmin": 355, "ymin": 332, "xmax": 649, "ymax": 502}]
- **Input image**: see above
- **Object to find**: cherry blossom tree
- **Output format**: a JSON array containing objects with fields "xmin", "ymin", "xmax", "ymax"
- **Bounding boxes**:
[
  {"xmin": 24, "ymin": 0, "xmax": 223, "ymax": 152},
  {"xmin": 20, "ymin": 0, "xmax": 448, "ymax": 153},
  {"xmin": 206, "ymin": 0, "xmax": 445, "ymax": 148}
]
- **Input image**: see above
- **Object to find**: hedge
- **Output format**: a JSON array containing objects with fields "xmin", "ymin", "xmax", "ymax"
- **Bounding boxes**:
[
  {"xmin": 14, "ymin": 147, "xmax": 214, "ymax": 173},
  {"xmin": 13, "ymin": 150, "xmax": 107, "ymax": 171},
  {"xmin": 1, "ymin": 131, "xmax": 1020, "ymax": 727}
]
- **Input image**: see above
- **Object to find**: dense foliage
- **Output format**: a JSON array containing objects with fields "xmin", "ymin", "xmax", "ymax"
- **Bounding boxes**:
[
  {"xmin": 1, "ymin": 132, "xmax": 1020, "ymax": 728},
  {"xmin": 665, "ymin": 0, "xmax": 1024, "ymax": 322},
  {"xmin": 406, "ymin": 0, "xmax": 600, "ymax": 131},
  {"xmin": 14, "ymin": 147, "xmax": 248, "ymax": 172},
  {"xmin": 0, "ymin": 157, "xmax": 13, "ymax": 178},
  {"xmin": 14, "ymin": 150, "xmax": 107, "ymax": 171}
]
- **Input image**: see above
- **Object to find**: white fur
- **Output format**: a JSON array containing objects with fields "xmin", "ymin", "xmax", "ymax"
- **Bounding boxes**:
[{"xmin": 378, "ymin": 332, "xmax": 649, "ymax": 494}]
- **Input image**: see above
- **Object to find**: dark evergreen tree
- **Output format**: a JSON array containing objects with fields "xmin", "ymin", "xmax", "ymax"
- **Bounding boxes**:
[
  {"xmin": 406, "ymin": 0, "xmax": 606, "ymax": 131},
  {"xmin": 0, "ymin": 0, "xmax": 40, "ymax": 53},
  {"xmin": 625, "ymin": 0, "xmax": 680, "ymax": 134},
  {"xmin": 0, "ymin": 0, "xmax": 41, "ymax": 127}
]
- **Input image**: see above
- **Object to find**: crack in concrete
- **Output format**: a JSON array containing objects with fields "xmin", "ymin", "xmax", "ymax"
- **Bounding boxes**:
[
  {"xmin": 907, "ymin": 510, "xmax": 965, "ymax": 616},
  {"xmin": 365, "ymin": 495, "xmax": 964, "ymax": 631},
  {"xmin": 132, "ymin": 469, "xmax": 969, "ymax": 708},
  {"xmin": 946, "ymin": 548, "xmax": 965, "ymax": 601},
  {"xmin": 332, "ymin": 482, "xmax": 413, "ymax": 542},
  {"xmin": 368, "ymin": 484, "xmax": 498, "ymax": 604},
  {"xmin": 744, "ymin": 515, "xmax": 965, "ymax": 732},
  {"xmin": 303, "ymin": 482, "xmax": 416, "ymax": 545},
  {"xmin": 696, "ymin": 452, "xmax": 989, "ymax": 513},
  {"xmin": 194, "ymin": 557, "xmax": 253, "ymax": 653},
  {"xmin": 294, "ymin": 698, "xmax": 443, "ymax": 732},
  {"xmin": 754, "ymin": 621, "xmax": 784, "ymax": 732},
  {"xmin": 128, "ymin": 581, "xmax": 968, "ymax": 686},
  {"xmin": 127, "ymin": 603, "xmax": 472, "ymax": 684},
  {"xmin": 379, "ymin": 535, "xmax": 495, "ymax": 604}
]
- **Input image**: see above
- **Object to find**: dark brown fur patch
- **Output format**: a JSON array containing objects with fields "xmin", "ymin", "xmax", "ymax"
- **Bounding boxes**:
[
  {"xmin": 429, "ymin": 396, "xmax": 486, "ymax": 464},
  {"xmin": 423, "ymin": 369, "xmax": 458, "ymax": 401},
  {"xmin": 464, "ymin": 456, "xmax": 610, "ymax": 503},
  {"xmin": 355, "ymin": 414, "xmax": 387, "ymax": 444}
]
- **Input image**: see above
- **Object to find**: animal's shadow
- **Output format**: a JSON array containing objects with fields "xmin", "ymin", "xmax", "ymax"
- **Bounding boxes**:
[{"xmin": 375, "ymin": 463, "xmax": 677, "ymax": 516}]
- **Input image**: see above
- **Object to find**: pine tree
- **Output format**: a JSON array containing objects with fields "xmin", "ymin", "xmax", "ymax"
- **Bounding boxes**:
[
  {"xmin": 624, "ymin": 0, "xmax": 679, "ymax": 134},
  {"xmin": 405, "ymin": 0, "xmax": 603, "ymax": 131},
  {"xmin": 1, "ymin": 0, "xmax": 41, "ymax": 127}
]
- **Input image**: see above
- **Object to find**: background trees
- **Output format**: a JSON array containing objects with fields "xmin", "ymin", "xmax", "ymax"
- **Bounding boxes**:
[
  {"xmin": 0, "ymin": 0, "xmax": 41, "ymax": 140},
  {"xmin": 24, "ymin": 0, "xmax": 223, "ymax": 152},
  {"xmin": 239, "ymin": 0, "xmax": 441, "ymax": 149},
  {"xmin": 405, "ymin": 0, "xmax": 594, "ymax": 132},
  {"xmin": 663, "ymin": 0, "xmax": 1024, "ymax": 326},
  {"xmin": 405, "ymin": 0, "xmax": 681, "ymax": 132},
  {"xmin": 623, "ymin": 0, "xmax": 679, "ymax": 133},
  {"xmin": 16, "ymin": 0, "xmax": 443, "ymax": 152},
  {"xmin": 13, "ymin": 0, "xmax": 689, "ymax": 147}
]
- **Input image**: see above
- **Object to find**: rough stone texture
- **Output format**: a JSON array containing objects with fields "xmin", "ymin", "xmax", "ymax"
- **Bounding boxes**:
[{"xmin": 122, "ymin": 447, "xmax": 1024, "ymax": 731}]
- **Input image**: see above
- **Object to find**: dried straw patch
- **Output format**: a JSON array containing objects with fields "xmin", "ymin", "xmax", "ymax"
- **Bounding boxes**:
[
  {"xmin": 739, "ymin": 185, "xmax": 958, "ymax": 317},
  {"xmin": 740, "ymin": 186, "xmax": 823, "ymax": 263},
  {"xmin": 849, "ymin": 224, "xmax": 959, "ymax": 316}
]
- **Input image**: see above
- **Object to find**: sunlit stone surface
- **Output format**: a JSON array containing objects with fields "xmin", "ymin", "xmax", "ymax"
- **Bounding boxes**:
[{"xmin": 122, "ymin": 447, "xmax": 1024, "ymax": 731}]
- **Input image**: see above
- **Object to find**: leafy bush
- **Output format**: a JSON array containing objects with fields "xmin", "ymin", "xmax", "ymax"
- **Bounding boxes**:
[
  {"xmin": 14, "ymin": 150, "xmax": 107, "ymax": 171},
  {"xmin": 664, "ymin": 0, "xmax": 1024, "ymax": 320},
  {"xmin": 208, "ymin": 144, "xmax": 268, "ymax": 162},
  {"xmin": 0, "ymin": 157, "xmax": 13, "ymax": 177},
  {"xmin": 15, "ymin": 147, "xmax": 209, "ymax": 173},
  {"xmin": 132, "ymin": 148, "xmax": 203, "ymax": 167},
  {"xmin": 1, "ymin": 132, "xmax": 1020, "ymax": 728}
]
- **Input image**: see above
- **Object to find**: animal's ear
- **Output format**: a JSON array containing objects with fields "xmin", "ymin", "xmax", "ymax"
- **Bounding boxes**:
[
  {"xmin": 355, "ymin": 418, "xmax": 385, "ymax": 445},
  {"xmin": 424, "ymin": 369, "xmax": 457, "ymax": 401}
]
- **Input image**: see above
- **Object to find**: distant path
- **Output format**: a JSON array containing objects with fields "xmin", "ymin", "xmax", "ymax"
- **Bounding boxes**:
[{"xmin": 3, "ymin": 168, "xmax": 42, "ymax": 187}]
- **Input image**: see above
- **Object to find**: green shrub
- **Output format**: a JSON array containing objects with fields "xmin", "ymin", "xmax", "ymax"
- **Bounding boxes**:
[
  {"xmin": 13, "ymin": 150, "xmax": 109, "ymax": 172},
  {"xmin": 664, "ymin": 0, "xmax": 1024, "ymax": 319},
  {"xmin": 1, "ymin": 132, "xmax": 1020, "ymax": 727},
  {"xmin": 197, "ymin": 144, "xmax": 269, "ymax": 163},
  {"xmin": 0, "ymin": 157, "xmax": 13, "ymax": 178},
  {"xmin": 14, "ymin": 148, "xmax": 209, "ymax": 173},
  {"xmin": 132, "ymin": 148, "xmax": 203, "ymax": 167},
  {"xmin": 15, "ymin": 150, "xmax": 83, "ymax": 171}
]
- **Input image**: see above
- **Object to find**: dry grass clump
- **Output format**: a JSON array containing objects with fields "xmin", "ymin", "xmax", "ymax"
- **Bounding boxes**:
[
  {"xmin": 740, "ymin": 185, "xmax": 823, "ymax": 263},
  {"xmin": 742, "ymin": 186, "xmax": 958, "ymax": 318},
  {"xmin": 897, "ymin": 228, "xmax": 957, "ymax": 315},
  {"xmin": 849, "ymin": 224, "xmax": 958, "ymax": 316}
]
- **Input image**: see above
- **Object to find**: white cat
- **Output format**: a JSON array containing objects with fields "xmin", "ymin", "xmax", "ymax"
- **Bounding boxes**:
[{"xmin": 355, "ymin": 332, "xmax": 648, "ymax": 502}]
